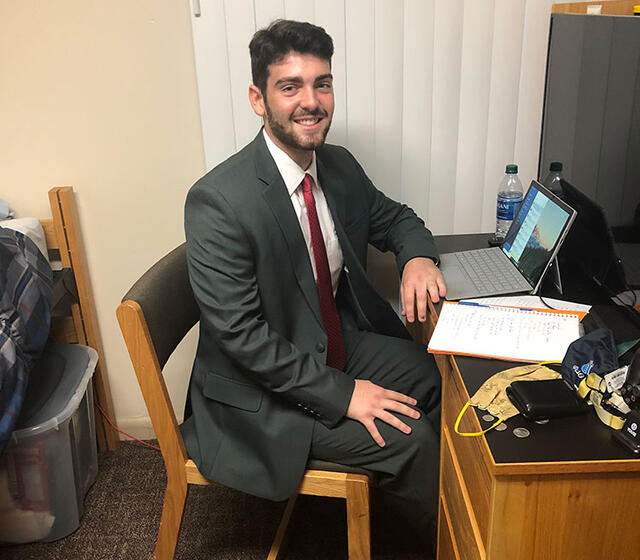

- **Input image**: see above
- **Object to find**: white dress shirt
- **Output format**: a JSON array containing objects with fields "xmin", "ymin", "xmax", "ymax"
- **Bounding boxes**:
[{"xmin": 263, "ymin": 130, "xmax": 344, "ymax": 295}]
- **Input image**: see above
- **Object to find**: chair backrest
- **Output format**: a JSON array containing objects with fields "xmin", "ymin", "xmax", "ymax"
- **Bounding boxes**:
[
  {"xmin": 117, "ymin": 243, "xmax": 199, "ymax": 461},
  {"xmin": 121, "ymin": 243, "xmax": 199, "ymax": 368}
]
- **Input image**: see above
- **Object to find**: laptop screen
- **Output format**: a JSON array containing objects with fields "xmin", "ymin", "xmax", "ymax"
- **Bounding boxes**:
[{"xmin": 501, "ymin": 181, "xmax": 576, "ymax": 289}]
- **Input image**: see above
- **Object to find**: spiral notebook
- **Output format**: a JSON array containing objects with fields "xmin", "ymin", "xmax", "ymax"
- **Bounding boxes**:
[{"xmin": 427, "ymin": 302, "xmax": 581, "ymax": 363}]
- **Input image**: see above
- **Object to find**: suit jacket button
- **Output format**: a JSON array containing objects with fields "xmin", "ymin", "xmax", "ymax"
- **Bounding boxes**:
[{"xmin": 316, "ymin": 343, "xmax": 325, "ymax": 353}]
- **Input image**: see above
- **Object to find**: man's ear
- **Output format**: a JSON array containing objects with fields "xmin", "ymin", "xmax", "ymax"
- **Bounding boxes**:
[{"xmin": 248, "ymin": 84, "xmax": 266, "ymax": 117}]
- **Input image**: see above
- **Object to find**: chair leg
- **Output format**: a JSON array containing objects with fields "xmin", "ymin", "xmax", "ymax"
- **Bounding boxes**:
[
  {"xmin": 345, "ymin": 476, "xmax": 371, "ymax": 560},
  {"xmin": 154, "ymin": 476, "xmax": 188, "ymax": 560},
  {"xmin": 267, "ymin": 493, "xmax": 299, "ymax": 560}
]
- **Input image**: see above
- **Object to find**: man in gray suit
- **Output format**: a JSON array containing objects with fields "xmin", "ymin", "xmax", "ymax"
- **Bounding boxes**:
[{"xmin": 184, "ymin": 19, "xmax": 446, "ymax": 537}]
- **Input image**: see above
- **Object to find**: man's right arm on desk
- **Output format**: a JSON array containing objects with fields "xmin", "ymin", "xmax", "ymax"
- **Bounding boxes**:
[{"xmin": 342, "ymin": 151, "xmax": 446, "ymax": 320}]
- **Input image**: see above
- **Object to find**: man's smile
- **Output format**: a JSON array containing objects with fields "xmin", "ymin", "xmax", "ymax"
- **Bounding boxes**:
[{"xmin": 292, "ymin": 112, "xmax": 327, "ymax": 128}]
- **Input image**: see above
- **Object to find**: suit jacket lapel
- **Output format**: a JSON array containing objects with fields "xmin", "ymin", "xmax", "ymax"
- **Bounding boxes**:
[{"xmin": 252, "ymin": 133, "xmax": 324, "ymax": 328}]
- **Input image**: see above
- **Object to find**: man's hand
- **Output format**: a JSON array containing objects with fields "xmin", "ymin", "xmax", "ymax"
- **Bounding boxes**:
[
  {"xmin": 345, "ymin": 379, "xmax": 421, "ymax": 447},
  {"xmin": 401, "ymin": 257, "xmax": 446, "ymax": 323}
]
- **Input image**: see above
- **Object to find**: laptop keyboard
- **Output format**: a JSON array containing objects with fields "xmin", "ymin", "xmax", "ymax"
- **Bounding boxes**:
[{"xmin": 454, "ymin": 248, "xmax": 532, "ymax": 294}]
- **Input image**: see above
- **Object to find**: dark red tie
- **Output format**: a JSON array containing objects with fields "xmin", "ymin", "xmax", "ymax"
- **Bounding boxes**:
[{"xmin": 301, "ymin": 174, "xmax": 346, "ymax": 371}]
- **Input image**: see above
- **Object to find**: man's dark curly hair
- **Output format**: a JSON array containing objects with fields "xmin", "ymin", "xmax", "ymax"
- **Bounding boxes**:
[{"xmin": 249, "ymin": 19, "xmax": 333, "ymax": 95}]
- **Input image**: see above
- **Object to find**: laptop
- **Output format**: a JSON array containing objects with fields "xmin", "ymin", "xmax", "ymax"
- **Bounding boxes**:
[
  {"xmin": 559, "ymin": 179, "xmax": 629, "ymax": 294},
  {"xmin": 440, "ymin": 180, "xmax": 577, "ymax": 300}
]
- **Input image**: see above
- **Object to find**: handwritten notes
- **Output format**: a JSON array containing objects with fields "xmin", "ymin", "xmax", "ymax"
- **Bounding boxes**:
[{"xmin": 427, "ymin": 302, "xmax": 580, "ymax": 363}]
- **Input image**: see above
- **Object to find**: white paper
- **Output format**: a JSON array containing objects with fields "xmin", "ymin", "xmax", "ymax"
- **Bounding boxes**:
[
  {"xmin": 428, "ymin": 302, "xmax": 581, "ymax": 363},
  {"xmin": 466, "ymin": 295, "xmax": 591, "ymax": 314}
]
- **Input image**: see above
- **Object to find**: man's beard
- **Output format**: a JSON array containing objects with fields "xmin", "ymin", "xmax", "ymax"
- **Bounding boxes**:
[{"xmin": 265, "ymin": 104, "xmax": 332, "ymax": 152}]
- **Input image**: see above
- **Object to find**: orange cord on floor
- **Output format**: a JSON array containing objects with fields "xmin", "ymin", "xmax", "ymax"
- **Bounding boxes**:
[{"xmin": 96, "ymin": 402, "xmax": 161, "ymax": 451}]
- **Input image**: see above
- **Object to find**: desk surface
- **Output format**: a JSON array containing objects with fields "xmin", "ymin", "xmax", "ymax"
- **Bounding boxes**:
[{"xmin": 433, "ymin": 233, "xmax": 640, "ymax": 470}]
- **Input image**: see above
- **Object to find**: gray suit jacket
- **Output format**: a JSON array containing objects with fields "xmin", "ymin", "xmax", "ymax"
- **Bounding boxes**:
[{"xmin": 183, "ymin": 131, "xmax": 437, "ymax": 501}]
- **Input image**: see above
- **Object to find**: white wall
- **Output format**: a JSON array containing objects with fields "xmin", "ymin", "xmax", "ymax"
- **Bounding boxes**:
[{"xmin": 1, "ymin": 0, "xmax": 567, "ymax": 439}]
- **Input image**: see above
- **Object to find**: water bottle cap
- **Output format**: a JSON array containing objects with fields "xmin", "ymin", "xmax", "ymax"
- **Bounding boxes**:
[
  {"xmin": 505, "ymin": 164, "xmax": 518, "ymax": 174},
  {"xmin": 550, "ymin": 161, "xmax": 563, "ymax": 172}
]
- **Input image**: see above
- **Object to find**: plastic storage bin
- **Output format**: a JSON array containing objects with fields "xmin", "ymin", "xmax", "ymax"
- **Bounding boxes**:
[{"xmin": 0, "ymin": 344, "xmax": 98, "ymax": 543}]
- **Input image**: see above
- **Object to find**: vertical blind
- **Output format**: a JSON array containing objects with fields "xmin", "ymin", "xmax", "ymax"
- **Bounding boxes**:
[{"xmin": 190, "ymin": 0, "xmax": 555, "ymax": 235}]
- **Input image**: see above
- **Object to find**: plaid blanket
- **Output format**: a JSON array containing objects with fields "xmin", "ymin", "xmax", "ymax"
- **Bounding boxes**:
[{"xmin": 0, "ymin": 228, "xmax": 52, "ymax": 453}]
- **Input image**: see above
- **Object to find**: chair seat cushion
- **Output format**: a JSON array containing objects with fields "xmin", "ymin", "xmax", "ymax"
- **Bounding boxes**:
[{"xmin": 306, "ymin": 459, "xmax": 376, "ymax": 483}]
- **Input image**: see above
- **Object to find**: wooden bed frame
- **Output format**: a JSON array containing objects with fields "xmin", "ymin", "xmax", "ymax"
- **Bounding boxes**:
[{"xmin": 39, "ymin": 186, "xmax": 118, "ymax": 452}]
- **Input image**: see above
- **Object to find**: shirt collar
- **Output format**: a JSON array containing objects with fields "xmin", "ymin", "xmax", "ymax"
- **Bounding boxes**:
[{"xmin": 263, "ymin": 129, "xmax": 318, "ymax": 196}]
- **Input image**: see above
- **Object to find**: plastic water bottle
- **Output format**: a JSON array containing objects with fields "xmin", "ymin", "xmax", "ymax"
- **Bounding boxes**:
[
  {"xmin": 543, "ymin": 161, "xmax": 564, "ymax": 197},
  {"xmin": 495, "ymin": 164, "xmax": 523, "ymax": 240}
]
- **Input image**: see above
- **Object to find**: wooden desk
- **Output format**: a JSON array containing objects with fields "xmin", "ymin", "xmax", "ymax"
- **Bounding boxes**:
[{"xmin": 420, "ymin": 234, "xmax": 640, "ymax": 560}]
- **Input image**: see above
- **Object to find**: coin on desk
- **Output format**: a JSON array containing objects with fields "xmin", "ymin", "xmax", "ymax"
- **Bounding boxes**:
[
  {"xmin": 495, "ymin": 423, "xmax": 507, "ymax": 431},
  {"xmin": 482, "ymin": 414, "xmax": 495, "ymax": 422},
  {"xmin": 535, "ymin": 419, "xmax": 550, "ymax": 425},
  {"xmin": 513, "ymin": 427, "xmax": 530, "ymax": 438}
]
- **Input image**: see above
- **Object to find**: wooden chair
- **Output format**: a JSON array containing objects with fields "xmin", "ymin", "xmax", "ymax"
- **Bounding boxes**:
[{"xmin": 116, "ymin": 243, "xmax": 372, "ymax": 560}]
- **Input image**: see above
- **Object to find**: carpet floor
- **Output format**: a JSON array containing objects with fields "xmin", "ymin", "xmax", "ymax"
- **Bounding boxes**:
[{"xmin": 1, "ymin": 441, "xmax": 431, "ymax": 559}]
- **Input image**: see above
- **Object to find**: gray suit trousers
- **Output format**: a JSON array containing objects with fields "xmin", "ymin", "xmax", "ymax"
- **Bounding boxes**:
[{"xmin": 309, "ymin": 325, "xmax": 441, "ymax": 534}]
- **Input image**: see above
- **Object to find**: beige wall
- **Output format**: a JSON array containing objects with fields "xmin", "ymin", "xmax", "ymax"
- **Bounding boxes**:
[{"xmin": 0, "ymin": 1, "xmax": 205, "ymax": 435}]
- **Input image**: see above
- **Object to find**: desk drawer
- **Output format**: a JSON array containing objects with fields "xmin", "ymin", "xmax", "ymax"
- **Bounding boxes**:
[
  {"xmin": 442, "ymin": 363, "xmax": 492, "ymax": 544},
  {"xmin": 437, "ymin": 493, "xmax": 458, "ymax": 560},
  {"xmin": 441, "ymin": 427, "xmax": 485, "ymax": 560}
]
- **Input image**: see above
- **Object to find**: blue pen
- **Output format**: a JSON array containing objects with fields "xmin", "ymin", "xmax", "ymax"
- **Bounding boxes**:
[{"xmin": 458, "ymin": 301, "xmax": 488, "ymax": 307}]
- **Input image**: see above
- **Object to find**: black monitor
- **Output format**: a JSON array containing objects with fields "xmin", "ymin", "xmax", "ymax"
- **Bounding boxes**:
[{"xmin": 559, "ymin": 179, "xmax": 627, "ymax": 295}]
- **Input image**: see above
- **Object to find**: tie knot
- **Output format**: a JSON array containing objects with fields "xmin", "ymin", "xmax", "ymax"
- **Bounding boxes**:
[{"xmin": 301, "ymin": 173, "xmax": 313, "ymax": 194}]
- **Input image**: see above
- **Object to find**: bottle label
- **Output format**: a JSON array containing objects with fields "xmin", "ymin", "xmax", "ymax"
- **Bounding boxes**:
[{"xmin": 497, "ymin": 194, "xmax": 523, "ymax": 221}]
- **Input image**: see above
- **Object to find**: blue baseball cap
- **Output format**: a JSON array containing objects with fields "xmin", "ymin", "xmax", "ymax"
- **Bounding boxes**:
[{"xmin": 561, "ymin": 328, "xmax": 619, "ymax": 389}]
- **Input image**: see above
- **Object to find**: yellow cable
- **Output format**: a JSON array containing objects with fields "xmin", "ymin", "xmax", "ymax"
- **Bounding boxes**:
[{"xmin": 454, "ymin": 402, "xmax": 503, "ymax": 436}]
